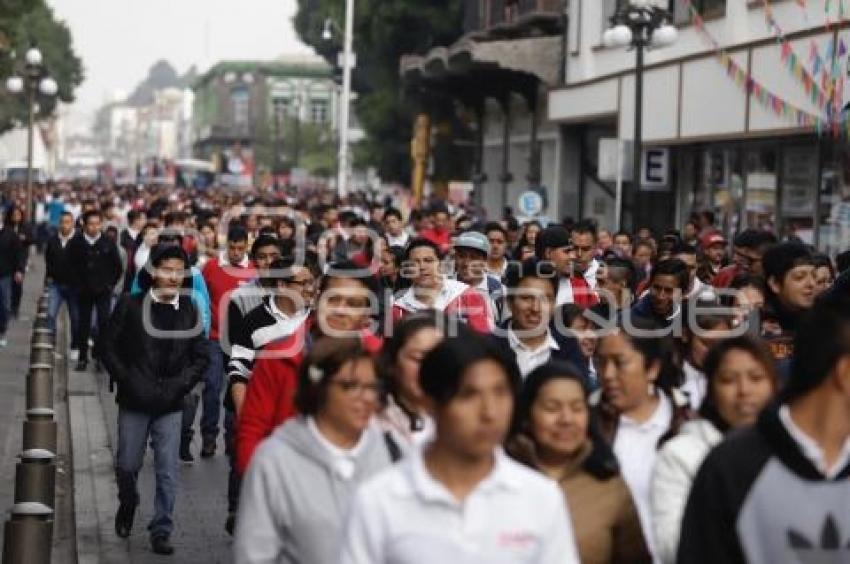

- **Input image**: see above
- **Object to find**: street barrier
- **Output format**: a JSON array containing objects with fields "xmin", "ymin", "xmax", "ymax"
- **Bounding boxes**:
[{"xmin": 2, "ymin": 289, "xmax": 57, "ymax": 564}]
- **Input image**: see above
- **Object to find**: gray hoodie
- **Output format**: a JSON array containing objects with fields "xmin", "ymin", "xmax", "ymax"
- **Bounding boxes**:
[{"xmin": 234, "ymin": 416, "xmax": 392, "ymax": 564}]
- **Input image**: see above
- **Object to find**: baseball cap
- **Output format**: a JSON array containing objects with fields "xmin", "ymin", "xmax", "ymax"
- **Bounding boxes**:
[
  {"xmin": 700, "ymin": 232, "xmax": 727, "ymax": 250},
  {"xmin": 453, "ymin": 231, "xmax": 490, "ymax": 255}
]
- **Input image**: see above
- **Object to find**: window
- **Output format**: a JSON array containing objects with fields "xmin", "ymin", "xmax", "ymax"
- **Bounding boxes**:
[
  {"xmin": 231, "ymin": 86, "xmax": 250, "ymax": 128},
  {"xmin": 272, "ymin": 97, "xmax": 290, "ymax": 121},
  {"xmin": 601, "ymin": 0, "xmax": 627, "ymax": 32},
  {"xmin": 674, "ymin": 0, "xmax": 726, "ymax": 25},
  {"xmin": 310, "ymin": 100, "xmax": 329, "ymax": 124}
]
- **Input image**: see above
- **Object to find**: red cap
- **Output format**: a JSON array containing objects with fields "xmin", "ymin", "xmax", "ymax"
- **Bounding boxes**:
[{"xmin": 701, "ymin": 232, "xmax": 727, "ymax": 249}]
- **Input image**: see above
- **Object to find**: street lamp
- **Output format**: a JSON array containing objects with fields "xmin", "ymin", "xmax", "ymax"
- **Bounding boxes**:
[
  {"xmin": 5, "ymin": 44, "xmax": 58, "ymax": 224},
  {"xmin": 323, "ymin": 0, "xmax": 355, "ymax": 199},
  {"xmin": 603, "ymin": 0, "xmax": 677, "ymax": 232}
]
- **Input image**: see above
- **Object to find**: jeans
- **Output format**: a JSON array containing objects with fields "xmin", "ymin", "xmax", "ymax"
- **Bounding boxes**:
[
  {"xmin": 200, "ymin": 339, "xmax": 225, "ymax": 440},
  {"xmin": 115, "ymin": 408, "xmax": 182, "ymax": 539},
  {"xmin": 47, "ymin": 283, "xmax": 80, "ymax": 348},
  {"xmin": 0, "ymin": 276, "xmax": 11, "ymax": 336},
  {"xmin": 77, "ymin": 291, "xmax": 112, "ymax": 362},
  {"xmin": 224, "ymin": 408, "xmax": 240, "ymax": 513}
]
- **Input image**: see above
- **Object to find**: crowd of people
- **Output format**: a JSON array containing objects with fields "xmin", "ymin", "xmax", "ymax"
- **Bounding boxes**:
[{"xmin": 4, "ymin": 180, "xmax": 849, "ymax": 563}]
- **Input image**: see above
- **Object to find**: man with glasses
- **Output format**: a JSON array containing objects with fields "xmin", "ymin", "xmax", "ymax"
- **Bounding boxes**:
[{"xmin": 712, "ymin": 229, "xmax": 777, "ymax": 288}]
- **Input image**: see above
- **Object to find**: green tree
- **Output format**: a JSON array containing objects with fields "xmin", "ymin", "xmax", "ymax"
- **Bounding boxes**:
[
  {"xmin": 294, "ymin": 0, "xmax": 464, "ymax": 183},
  {"xmin": 0, "ymin": 0, "xmax": 84, "ymax": 133}
]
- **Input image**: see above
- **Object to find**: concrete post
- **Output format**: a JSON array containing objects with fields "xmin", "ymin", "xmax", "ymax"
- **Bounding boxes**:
[
  {"xmin": 26, "ymin": 364, "xmax": 53, "ymax": 411},
  {"xmin": 1, "ymin": 502, "xmax": 53, "ymax": 564},
  {"xmin": 14, "ymin": 450, "xmax": 56, "ymax": 509}
]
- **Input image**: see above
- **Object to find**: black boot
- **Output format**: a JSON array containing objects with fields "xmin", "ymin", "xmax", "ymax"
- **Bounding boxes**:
[
  {"xmin": 179, "ymin": 439, "xmax": 194, "ymax": 465},
  {"xmin": 114, "ymin": 501, "xmax": 136, "ymax": 538},
  {"xmin": 200, "ymin": 435, "xmax": 216, "ymax": 458},
  {"xmin": 151, "ymin": 535, "xmax": 174, "ymax": 555}
]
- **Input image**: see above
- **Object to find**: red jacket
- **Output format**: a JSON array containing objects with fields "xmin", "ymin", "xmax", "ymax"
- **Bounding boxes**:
[
  {"xmin": 392, "ymin": 278, "xmax": 492, "ymax": 333},
  {"xmin": 235, "ymin": 321, "xmax": 384, "ymax": 475},
  {"xmin": 712, "ymin": 265, "xmax": 741, "ymax": 289},
  {"xmin": 201, "ymin": 254, "xmax": 256, "ymax": 340},
  {"xmin": 420, "ymin": 227, "xmax": 452, "ymax": 255}
]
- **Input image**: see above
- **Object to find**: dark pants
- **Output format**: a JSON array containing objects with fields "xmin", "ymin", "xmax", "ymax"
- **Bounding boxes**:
[
  {"xmin": 77, "ymin": 291, "xmax": 111, "ymax": 362},
  {"xmin": 201, "ymin": 339, "xmax": 225, "ymax": 440},
  {"xmin": 116, "ymin": 408, "xmax": 181, "ymax": 539},
  {"xmin": 0, "ymin": 276, "xmax": 12, "ymax": 336},
  {"xmin": 11, "ymin": 276, "xmax": 22, "ymax": 318},
  {"xmin": 181, "ymin": 392, "xmax": 200, "ymax": 448},
  {"xmin": 224, "ymin": 408, "xmax": 239, "ymax": 513}
]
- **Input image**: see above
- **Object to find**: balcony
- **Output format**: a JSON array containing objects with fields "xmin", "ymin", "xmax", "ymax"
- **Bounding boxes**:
[{"xmin": 463, "ymin": 0, "xmax": 565, "ymax": 37}]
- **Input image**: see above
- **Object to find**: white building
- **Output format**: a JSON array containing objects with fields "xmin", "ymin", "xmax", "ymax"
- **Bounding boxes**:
[{"xmin": 550, "ymin": 0, "xmax": 850, "ymax": 251}]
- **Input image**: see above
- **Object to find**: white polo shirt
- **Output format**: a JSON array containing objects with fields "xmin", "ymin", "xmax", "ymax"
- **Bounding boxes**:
[
  {"xmin": 613, "ymin": 392, "xmax": 673, "ymax": 558},
  {"xmin": 339, "ymin": 447, "xmax": 581, "ymax": 564}
]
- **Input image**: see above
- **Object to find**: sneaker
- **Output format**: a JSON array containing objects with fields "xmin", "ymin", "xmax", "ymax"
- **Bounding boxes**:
[
  {"xmin": 74, "ymin": 360, "xmax": 88, "ymax": 372},
  {"xmin": 179, "ymin": 442, "xmax": 194, "ymax": 465},
  {"xmin": 114, "ymin": 502, "xmax": 136, "ymax": 538},
  {"xmin": 225, "ymin": 512, "xmax": 236, "ymax": 536},
  {"xmin": 200, "ymin": 436, "xmax": 216, "ymax": 459},
  {"xmin": 150, "ymin": 535, "xmax": 174, "ymax": 555},
  {"xmin": 0, "ymin": 338, "xmax": 7, "ymax": 348}
]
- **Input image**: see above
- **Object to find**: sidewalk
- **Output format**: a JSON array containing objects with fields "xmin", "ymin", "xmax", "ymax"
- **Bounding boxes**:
[
  {"xmin": 69, "ymin": 322, "xmax": 233, "ymax": 562},
  {"xmin": 0, "ymin": 260, "xmax": 43, "ymax": 557}
]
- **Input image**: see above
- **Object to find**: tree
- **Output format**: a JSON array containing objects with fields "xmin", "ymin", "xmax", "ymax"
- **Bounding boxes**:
[
  {"xmin": 0, "ymin": 0, "xmax": 84, "ymax": 134},
  {"xmin": 294, "ymin": 0, "xmax": 464, "ymax": 183}
]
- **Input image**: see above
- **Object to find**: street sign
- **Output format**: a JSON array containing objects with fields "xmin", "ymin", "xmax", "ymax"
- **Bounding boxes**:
[
  {"xmin": 518, "ymin": 191, "xmax": 544, "ymax": 217},
  {"xmin": 641, "ymin": 147, "xmax": 670, "ymax": 192}
]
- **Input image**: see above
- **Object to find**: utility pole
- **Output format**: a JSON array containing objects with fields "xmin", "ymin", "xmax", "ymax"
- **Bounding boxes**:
[{"xmin": 337, "ymin": 0, "xmax": 355, "ymax": 199}]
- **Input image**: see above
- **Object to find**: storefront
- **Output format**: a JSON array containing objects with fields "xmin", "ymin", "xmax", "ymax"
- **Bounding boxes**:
[{"xmin": 674, "ymin": 135, "xmax": 850, "ymax": 255}]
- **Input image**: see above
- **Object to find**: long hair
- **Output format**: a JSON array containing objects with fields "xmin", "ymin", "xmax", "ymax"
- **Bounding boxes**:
[{"xmin": 508, "ymin": 361, "xmax": 620, "ymax": 480}]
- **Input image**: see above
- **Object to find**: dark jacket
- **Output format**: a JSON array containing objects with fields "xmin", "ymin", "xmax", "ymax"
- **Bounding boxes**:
[
  {"xmin": 759, "ymin": 294, "xmax": 803, "ymax": 385},
  {"xmin": 67, "ymin": 232, "xmax": 123, "ymax": 295},
  {"xmin": 491, "ymin": 320, "xmax": 590, "ymax": 383},
  {"xmin": 677, "ymin": 403, "xmax": 850, "ymax": 564},
  {"xmin": 0, "ymin": 226, "xmax": 24, "ymax": 277},
  {"xmin": 100, "ymin": 293, "xmax": 209, "ymax": 415},
  {"xmin": 120, "ymin": 228, "xmax": 142, "ymax": 291},
  {"xmin": 44, "ymin": 232, "xmax": 76, "ymax": 285}
]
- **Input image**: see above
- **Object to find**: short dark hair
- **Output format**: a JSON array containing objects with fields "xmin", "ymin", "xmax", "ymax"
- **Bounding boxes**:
[
  {"xmin": 227, "ymin": 225, "xmax": 249, "ymax": 244},
  {"xmin": 571, "ymin": 220, "xmax": 597, "ymax": 241},
  {"xmin": 294, "ymin": 336, "xmax": 374, "ymax": 415},
  {"xmin": 762, "ymin": 242, "xmax": 814, "ymax": 287},
  {"xmin": 379, "ymin": 311, "xmax": 444, "ymax": 413},
  {"xmin": 613, "ymin": 231, "xmax": 633, "ymax": 243},
  {"xmin": 250, "ymin": 235, "xmax": 281, "ymax": 258},
  {"xmin": 319, "ymin": 259, "xmax": 380, "ymax": 298},
  {"xmin": 127, "ymin": 209, "xmax": 145, "ymax": 223},
  {"xmin": 650, "ymin": 258, "xmax": 689, "ymax": 291},
  {"xmin": 613, "ymin": 316, "xmax": 682, "ymax": 392},
  {"xmin": 384, "ymin": 207, "xmax": 403, "ymax": 222},
  {"xmin": 604, "ymin": 257, "xmax": 637, "ymax": 294},
  {"xmin": 504, "ymin": 257, "xmax": 559, "ymax": 295},
  {"xmin": 733, "ymin": 229, "xmax": 777, "ymax": 251},
  {"xmin": 785, "ymin": 293, "xmax": 850, "ymax": 402},
  {"xmin": 82, "ymin": 209, "xmax": 101, "ymax": 224},
  {"xmin": 835, "ymin": 250, "xmax": 850, "ymax": 275},
  {"xmin": 404, "ymin": 237, "xmax": 443, "ymax": 261},
  {"xmin": 419, "ymin": 324, "xmax": 521, "ymax": 406},
  {"xmin": 673, "ymin": 243, "xmax": 698, "ymax": 257},
  {"xmin": 484, "ymin": 222, "xmax": 507, "ymax": 238},
  {"xmin": 811, "ymin": 253, "xmax": 836, "ymax": 280}
]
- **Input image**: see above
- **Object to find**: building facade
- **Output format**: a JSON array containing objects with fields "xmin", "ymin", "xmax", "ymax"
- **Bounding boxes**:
[
  {"xmin": 551, "ymin": 0, "xmax": 850, "ymax": 252},
  {"xmin": 192, "ymin": 54, "xmax": 340, "ymax": 179}
]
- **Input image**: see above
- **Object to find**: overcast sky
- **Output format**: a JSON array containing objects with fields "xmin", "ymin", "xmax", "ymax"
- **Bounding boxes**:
[{"xmin": 48, "ymin": 0, "xmax": 313, "ymax": 127}]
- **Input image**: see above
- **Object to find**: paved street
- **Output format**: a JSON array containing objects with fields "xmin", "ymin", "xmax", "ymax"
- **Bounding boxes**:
[{"xmin": 93, "ymin": 372, "xmax": 233, "ymax": 563}]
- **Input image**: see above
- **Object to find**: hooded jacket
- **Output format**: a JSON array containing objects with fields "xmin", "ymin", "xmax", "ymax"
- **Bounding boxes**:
[
  {"xmin": 677, "ymin": 404, "xmax": 850, "ymax": 564},
  {"xmin": 391, "ymin": 278, "xmax": 491, "ymax": 333},
  {"xmin": 650, "ymin": 418, "xmax": 723, "ymax": 564},
  {"xmin": 234, "ymin": 417, "xmax": 392, "ymax": 564}
]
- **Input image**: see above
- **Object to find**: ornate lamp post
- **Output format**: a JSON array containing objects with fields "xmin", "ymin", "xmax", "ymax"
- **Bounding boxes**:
[
  {"xmin": 603, "ymin": 0, "xmax": 677, "ymax": 231},
  {"xmin": 6, "ymin": 45, "xmax": 58, "ymax": 224}
]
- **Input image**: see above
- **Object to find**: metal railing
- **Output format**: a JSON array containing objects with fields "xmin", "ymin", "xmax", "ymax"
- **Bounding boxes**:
[{"xmin": 2, "ymin": 290, "xmax": 57, "ymax": 564}]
